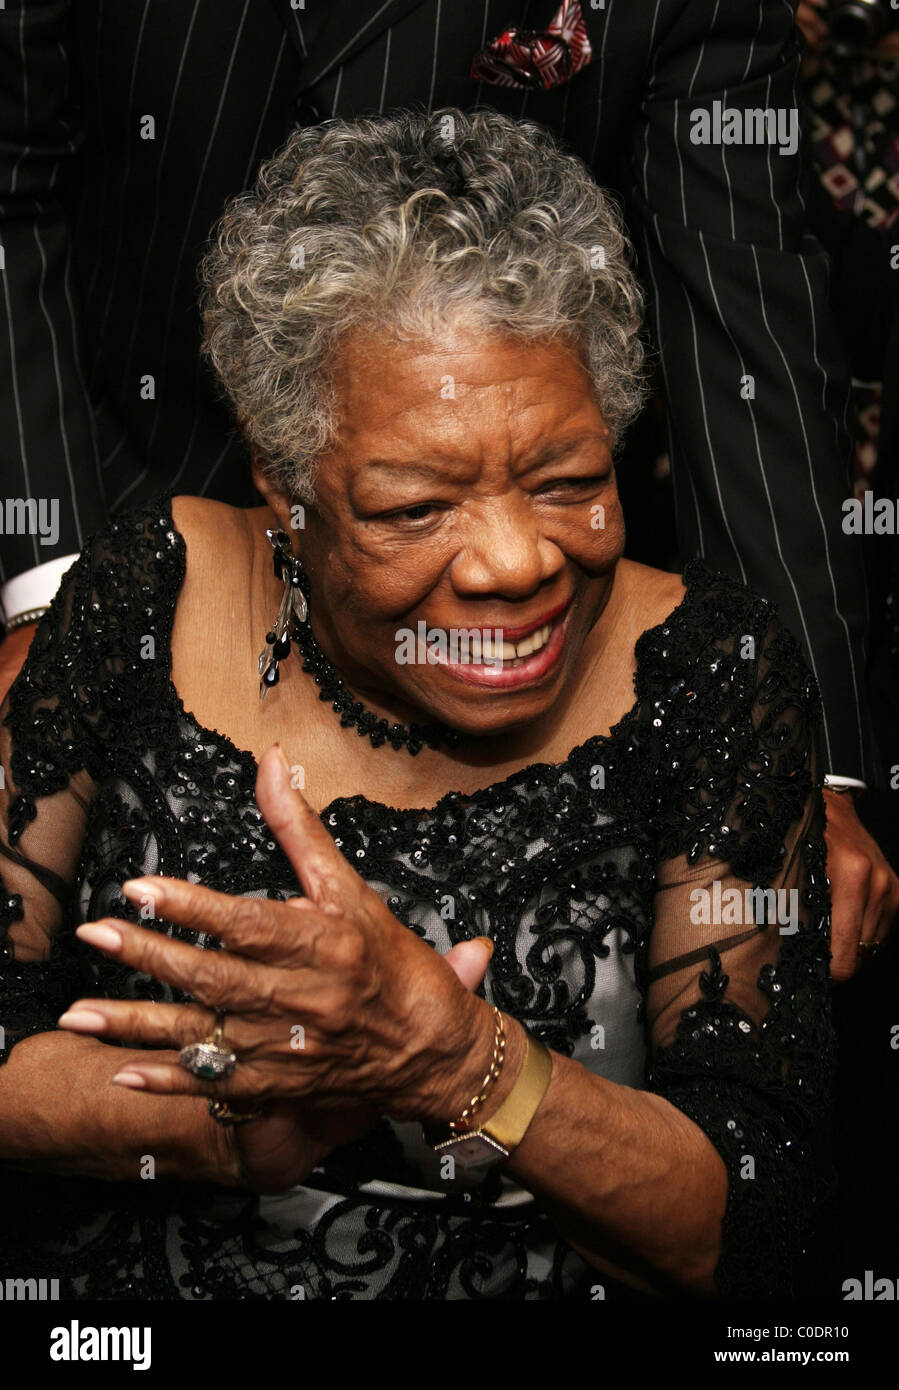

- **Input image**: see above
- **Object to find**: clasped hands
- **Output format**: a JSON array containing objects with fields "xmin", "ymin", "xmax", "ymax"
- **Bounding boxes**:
[
  {"xmin": 57, "ymin": 745, "xmax": 499, "ymax": 1191},
  {"xmin": 56, "ymin": 743, "xmax": 899, "ymax": 1190}
]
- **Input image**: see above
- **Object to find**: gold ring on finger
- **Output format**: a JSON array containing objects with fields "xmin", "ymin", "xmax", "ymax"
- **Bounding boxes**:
[{"xmin": 179, "ymin": 1008, "xmax": 238, "ymax": 1080}]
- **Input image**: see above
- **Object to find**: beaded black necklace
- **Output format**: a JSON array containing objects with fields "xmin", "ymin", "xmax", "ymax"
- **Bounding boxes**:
[{"xmin": 258, "ymin": 529, "xmax": 461, "ymax": 757}]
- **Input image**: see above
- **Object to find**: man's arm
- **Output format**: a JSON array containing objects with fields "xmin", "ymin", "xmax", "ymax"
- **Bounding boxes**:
[
  {"xmin": 629, "ymin": 0, "xmax": 874, "ymax": 784},
  {"xmin": 0, "ymin": 0, "xmax": 106, "ymax": 585},
  {"xmin": 626, "ymin": 0, "xmax": 898, "ymax": 971}
]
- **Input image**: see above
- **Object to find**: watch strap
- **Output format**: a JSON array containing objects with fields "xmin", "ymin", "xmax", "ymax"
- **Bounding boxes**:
[
  {"xmin": 424, "ymin": 1029, "xmax": 552, "ymax": 1157},
  {"xmin": 483, "ymin": 1031, "xmax": 552, "ymax": 1153}
]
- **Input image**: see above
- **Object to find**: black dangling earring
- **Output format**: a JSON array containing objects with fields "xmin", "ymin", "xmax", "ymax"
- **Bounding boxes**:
[
  {"xmin": 257, "ymin": 529, "xmax": 308, "ymax": 700},
  {"xmin": 255, "ymin": 525, "xmax": 461, "ymax": 754}
]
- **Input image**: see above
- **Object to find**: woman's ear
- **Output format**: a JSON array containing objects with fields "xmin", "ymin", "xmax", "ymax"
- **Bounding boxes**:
[{"xmin": 251, "ymin": 454, "xmax": 294, "ymax": 532}]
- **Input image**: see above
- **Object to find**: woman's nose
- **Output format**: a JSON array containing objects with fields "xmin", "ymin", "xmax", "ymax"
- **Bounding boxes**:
[{"xmin": 449, "ymin": 500, "xmax": 561, "ymax": 598}]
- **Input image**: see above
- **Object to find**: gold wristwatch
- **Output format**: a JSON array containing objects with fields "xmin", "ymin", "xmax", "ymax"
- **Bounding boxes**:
[{"xmin": 422, "ymin": 1030, "xmax": 553, "ymax": 1169}]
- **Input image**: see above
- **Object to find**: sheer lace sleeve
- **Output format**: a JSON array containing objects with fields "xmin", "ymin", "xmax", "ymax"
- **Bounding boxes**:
[
  {"xmin": 0, "ymin": 548, "xmax": 101, "ymax": 1060},
  {"xmin": 642, "ymin": 583, "xmax": 834, "ymax": 1298}
]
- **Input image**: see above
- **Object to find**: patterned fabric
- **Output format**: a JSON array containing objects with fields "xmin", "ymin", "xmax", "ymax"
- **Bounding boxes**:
[
  {"xmin": 804, "ymin": 54, "xmax": 899, "ymax": 230},
  {"xmin": 0, "ymin": 495, "xmax": 835, "ymax": 1299},
  {"xmin": 801, "ymin": 49, "xmax": 899, "ymax": 485},
  {"xmin": 470, "ymin": 0, "xmax": 592, "ymax": 90}
]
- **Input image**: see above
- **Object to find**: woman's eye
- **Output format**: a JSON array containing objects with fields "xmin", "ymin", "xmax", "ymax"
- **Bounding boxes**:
[
  {"xmin": 395, "ymin": 503, "xmax": 437, "ymax": 521},
  {"xmin": 538, "ymin": 475, "xmax": 606, "ymax": 493}
]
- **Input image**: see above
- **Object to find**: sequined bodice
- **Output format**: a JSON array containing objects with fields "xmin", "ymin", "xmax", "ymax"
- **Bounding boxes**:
[{"xmin": 0, "ymin": 495, "xmax": 835, "ymax": 1300}]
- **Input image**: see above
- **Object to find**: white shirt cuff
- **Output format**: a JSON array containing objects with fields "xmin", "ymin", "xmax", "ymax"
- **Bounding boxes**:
[
  {"xmin": 823, "ymin": 774, "xmax": 868, "ymax": 793},
  {"xmin": 0, "ymin": 555, "xmax": 80, "ymax": 628}
]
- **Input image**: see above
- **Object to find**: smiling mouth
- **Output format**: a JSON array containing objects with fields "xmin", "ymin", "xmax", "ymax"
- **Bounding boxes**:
[
  {"xmin": 434, "ymin": 602, "xmax": 573, "ymax": 689},
  {"xmin": 463, "ymin": 621, "xmax": 555, "ymax": 666}
]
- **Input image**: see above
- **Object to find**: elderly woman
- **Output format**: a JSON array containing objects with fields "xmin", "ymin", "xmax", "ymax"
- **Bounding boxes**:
[{"xmin": 0, "ymin": 110, "xmax": 832, "ymax": 1300}]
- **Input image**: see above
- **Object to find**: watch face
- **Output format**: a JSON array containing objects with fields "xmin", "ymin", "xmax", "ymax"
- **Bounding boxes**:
[{"xmin": 436, "ymin": 1132, "xmax": 509, "ymax": 1168}]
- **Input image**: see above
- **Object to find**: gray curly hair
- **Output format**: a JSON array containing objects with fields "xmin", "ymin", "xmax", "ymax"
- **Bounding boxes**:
[{"xmin": 200, "ymin": 108, "xmax": 647, "ymax": 506}]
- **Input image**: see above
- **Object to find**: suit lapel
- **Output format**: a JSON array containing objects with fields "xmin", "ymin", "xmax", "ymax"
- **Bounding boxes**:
[{"xmin": 265, "ymin": 0, "xmax": 432, "ymax": 88}]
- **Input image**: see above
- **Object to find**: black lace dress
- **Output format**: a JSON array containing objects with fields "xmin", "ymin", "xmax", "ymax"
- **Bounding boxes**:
[{"xmin": 0, "ymin": 495, "xmax": 834, "ymax": 1300}]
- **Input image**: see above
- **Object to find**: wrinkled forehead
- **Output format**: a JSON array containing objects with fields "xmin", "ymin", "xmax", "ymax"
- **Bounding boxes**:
[{"xmin": 323, "ymin": 324, "xmax": 604, "ymax": 476}]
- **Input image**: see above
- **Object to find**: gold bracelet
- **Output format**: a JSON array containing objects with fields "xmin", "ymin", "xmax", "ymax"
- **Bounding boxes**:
[
  {"xmin": 208, "ymin": 1099, "xmax": 266, "ymax": 1126},
  {"xmin": 448, "ymin": 1006, "xmax": 505, "ymax": 1135}
]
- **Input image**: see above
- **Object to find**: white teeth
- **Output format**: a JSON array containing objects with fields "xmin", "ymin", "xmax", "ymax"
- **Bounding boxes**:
[
  {"xmin": 465, "ymin": 620, "xmax": 556, "ymax": 665},
  {"xmin": 479, "ymin": 622, "xmax": 556, "ymax": 666},
  {"xmin": 477, "ymin": 636, "xmax": 517, "ymax": 660},
  {"xmin": 511, "ymin": 623, "xmax": 552, "ymax": 661},
  {"xmin": 513, "ymin": 623, "xmax": 552, "ymax": 659}
]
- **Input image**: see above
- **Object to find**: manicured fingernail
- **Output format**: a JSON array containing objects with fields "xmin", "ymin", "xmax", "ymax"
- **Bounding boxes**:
[
  {"xmin": 476, "ymin": 936, "xmax": 495, "ymax": 958},
  {"xmin": 121, "ymin": 878, "xmax": 154, "ymax": 898},
  {"xmin": 76, "ymin": 923, "xmax": 123, "ymax": 952},
  {"xmin": 112, "ymin": 1072, "xmax": 147, "ymax": 1089},
  {"xmin": 276, "ymin": 743, "xmax": 290, "ymax": 773},
  {"xmin": 58, "ymin": 1009, "xmax": 108, "ymax": 1032}
]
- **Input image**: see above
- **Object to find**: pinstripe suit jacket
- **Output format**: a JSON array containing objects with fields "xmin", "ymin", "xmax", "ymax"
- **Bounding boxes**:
[{"xmin": 0, "ymin": 0, "xmax": 877, "ymax": 781}]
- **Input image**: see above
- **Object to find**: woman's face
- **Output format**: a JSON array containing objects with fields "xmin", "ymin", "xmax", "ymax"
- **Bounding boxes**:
[{"xmin": 264, "ymin": 323, "xmax": 626, "ymax": 738}]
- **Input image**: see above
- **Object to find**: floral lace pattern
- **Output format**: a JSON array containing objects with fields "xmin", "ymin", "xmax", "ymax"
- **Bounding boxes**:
[{"xmin": 0, "ymin": 495, "xmax": 834, "ymax": 1299}]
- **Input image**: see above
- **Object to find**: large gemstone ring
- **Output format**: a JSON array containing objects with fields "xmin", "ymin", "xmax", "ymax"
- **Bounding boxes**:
[{"xmin": 179, "ymin": 1010, "xmax": 237, "ymax": 1080}]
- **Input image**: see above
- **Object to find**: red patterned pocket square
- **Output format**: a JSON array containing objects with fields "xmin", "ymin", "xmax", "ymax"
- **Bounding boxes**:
[{"xmin": 470, "ymin": 0, "xmax": 593, "ymax": 91}]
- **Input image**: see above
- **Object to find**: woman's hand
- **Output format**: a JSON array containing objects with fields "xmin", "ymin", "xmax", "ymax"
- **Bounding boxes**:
[
  {"xmin": 58, "ymin": 745, "xmax": 497, "ymax": 1145},
  {"xmin": 0, "ymin": 1028, "xmax": 243, "ymax": 1186},
  {"xmin": 229, "ymin": 912, "xmax": 493, "ymax": 1192},
  {"xmin": 214, "ymin": 1097, "xmax": 380, "ymax": 1193}
]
